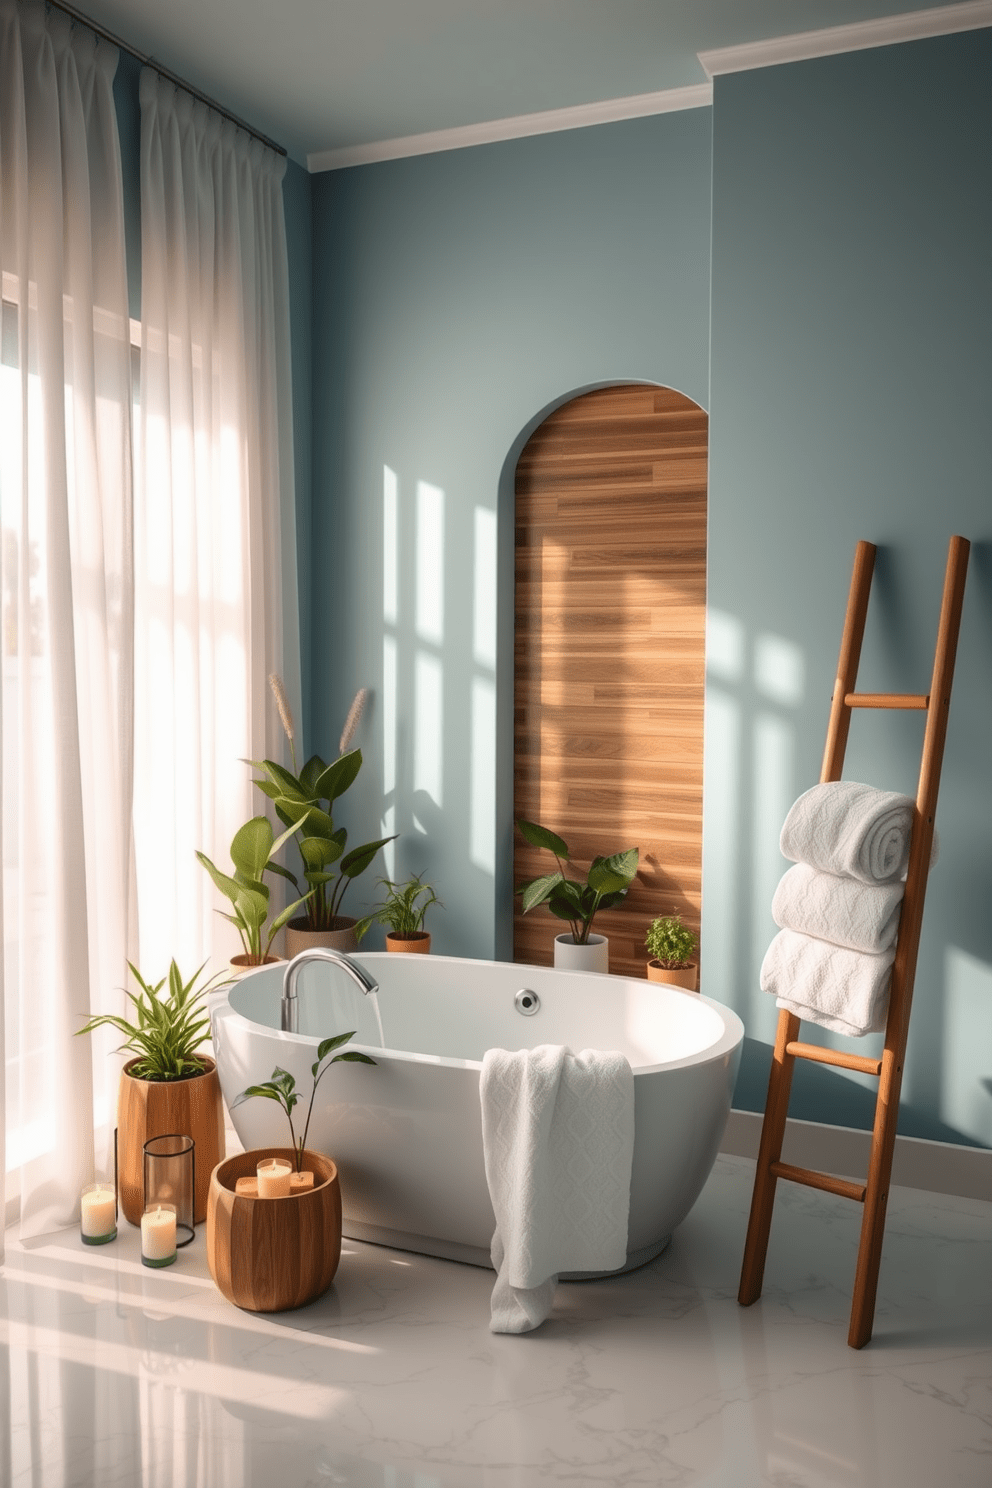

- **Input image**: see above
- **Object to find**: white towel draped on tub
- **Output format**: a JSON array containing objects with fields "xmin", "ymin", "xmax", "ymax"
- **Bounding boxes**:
[
  {"xmin": 780, "ymin": 780, "xmax": 922, "ymax": 884},
  {"xmin": 760, "ymin": 928, "xmax": 895, "ymax": 1038},
  {"xmin": 480, "ymin": 1045, "xmax": 635, "ymax": 1334},
  {"xmin": 772, "ymin": 863, "xmax": 904, "ymax": 955}
]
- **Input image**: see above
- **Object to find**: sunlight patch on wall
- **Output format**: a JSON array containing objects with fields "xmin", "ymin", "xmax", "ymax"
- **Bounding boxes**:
[
  {"xmin": 473, "ymin": 506, "xmax": 497, "ymax": 670},
  {"xmin": 414, "ymin": 650, "xmax": 443, "ymax": 812},
  {"xmin": 470, "ymin": 677, "xmax": 496, "ymax": 873},
  {"xmin": 942, "ymin": 946, "xmax": 992, "ymax": 1146},
  {"xmin": 416, "ymin": 480, "xmax": 444, "ymax": 645},
  {"xmin": 383, "ymin": 465, "xmax": 398, "ymax": 625}
]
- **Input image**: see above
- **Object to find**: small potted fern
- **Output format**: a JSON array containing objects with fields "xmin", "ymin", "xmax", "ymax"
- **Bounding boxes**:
[
  {"xmin": 355, "ymin": 873, "xmax": 442, "ymax": 953},
  {"xmin": 645, "ymin": 913, "xmax": 699, "ymax": 992},
  {"xmin": 77, "ymin": 960, "xmax": 229, "ymax": 1224}
]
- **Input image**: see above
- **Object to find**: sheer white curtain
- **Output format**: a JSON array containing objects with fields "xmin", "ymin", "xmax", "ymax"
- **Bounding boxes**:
[
  {"xmin": 135, "ymin": 71, "xmax": 301, "ymax": 977},
  {"xmin": 0, "ymin": 0, "xmax": 133, "ymax": 1243}
]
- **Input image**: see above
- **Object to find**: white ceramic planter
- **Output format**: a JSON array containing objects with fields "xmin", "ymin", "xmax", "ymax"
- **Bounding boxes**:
[{"xmin": 553, "ymin": 932, "xmax": 609, "ymax": 973}]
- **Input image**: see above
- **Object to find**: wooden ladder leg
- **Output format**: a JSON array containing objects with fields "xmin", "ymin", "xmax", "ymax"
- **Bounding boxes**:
[
  {"xmin": 738, "ymin": 1008, "xmax": 800, "ymax": 1304},
  {"xmin": 848, "ymin": 534, "xmax": 970, "ymax": 1348},
  {"xmin": 848, "ymin": 1043, "xmax": 903, "ymax": 1347}
]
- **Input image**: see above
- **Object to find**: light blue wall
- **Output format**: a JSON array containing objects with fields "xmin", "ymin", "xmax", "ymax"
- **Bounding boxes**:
[
  {"xmin": 706, "ymin": 31, "xmax": 992, "ymax": 1145},
  {"xmin": 310, "ymin": 110, "xmax": 713, "ymax": 956}
]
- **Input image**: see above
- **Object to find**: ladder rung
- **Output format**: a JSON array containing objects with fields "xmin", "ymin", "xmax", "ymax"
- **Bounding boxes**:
[
  {"xmin": 785, "ymin": 1041, "xmax": 883, "ymax": 1076},
  {"xmin": 844, "ymin": 692, "xmax": 929, "ymax": 710},
  {"xmin": 770, "ymin": 1161, "xmax": 867, "ymax": 1204}
]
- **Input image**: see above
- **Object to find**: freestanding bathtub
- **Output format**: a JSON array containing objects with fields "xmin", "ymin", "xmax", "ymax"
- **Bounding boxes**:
[{"xmin": 210, "ymin": 954, "xmax": 744, "ymax": 1272}]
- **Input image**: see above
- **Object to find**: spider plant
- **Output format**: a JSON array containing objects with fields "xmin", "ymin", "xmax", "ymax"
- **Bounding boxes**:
[
  {"xmin": 76, "ymin": 960, "xmax": 227, "ymax": 1081},
  {"xmin": 355, "ymin": 873, "xmax": 442, "ymax": 941}
]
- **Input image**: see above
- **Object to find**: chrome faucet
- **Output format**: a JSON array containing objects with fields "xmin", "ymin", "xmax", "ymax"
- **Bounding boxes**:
[{"xmin": 280, "ymin": 948, "xmax": 379, "ymax": 1034}]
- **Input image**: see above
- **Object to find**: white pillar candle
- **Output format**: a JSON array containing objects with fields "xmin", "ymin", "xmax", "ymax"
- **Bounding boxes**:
[
  {"xmin": 141, "ymin": 1204, "xmax": 177, "ymax": 1265},
  {"xmin": 256, "ymin": 1158, "xmax": 292, "ymax": 1198},
  {"xmin": 80, "ymin": 1184, "xmax": 117, "ymax": 1242}
]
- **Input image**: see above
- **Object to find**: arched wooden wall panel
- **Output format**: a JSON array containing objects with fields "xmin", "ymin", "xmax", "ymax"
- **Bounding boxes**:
[{"xmin": 513, "ymin": 384, "xmax": 708, "ymax": 978}]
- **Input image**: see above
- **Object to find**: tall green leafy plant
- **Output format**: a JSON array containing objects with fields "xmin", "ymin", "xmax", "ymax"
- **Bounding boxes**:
[
  {"xmin": 196, "ymin": 816, "xmax": 315, "ymax": 963},
  {"xmin": 76, "ymin": 961, "xmax": 227, "ymax": 1081},
  {"xmin": 233, "ymin": 1033, "xmax": 377, "ymax": 1170},
  {"xmin": 250, "ymin": 679, "xmax": 394, "ymax": 931},
  {"xmin": 515, "ymin": 820, "xmax": 639, "ymax": 945}
]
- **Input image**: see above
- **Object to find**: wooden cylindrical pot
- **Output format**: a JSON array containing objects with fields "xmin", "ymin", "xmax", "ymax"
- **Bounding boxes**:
[
  {"xmin": 385, "ymin": 931, "xmax": 431, "ymax": 954},
  {"xmin": 117, "ymin": 1057, "xmax": 224, "ymax": 1225},
  {"xmin": 646, "ymin": 959, "xmax": 698, "ymax": 992},
  {"xmin": 284, "ymin": 917, "xmax": 358, "ymax": 958},
  {"xmin": 207, "ymin": 1148, "xmax": 342, "ymax": 1313}
]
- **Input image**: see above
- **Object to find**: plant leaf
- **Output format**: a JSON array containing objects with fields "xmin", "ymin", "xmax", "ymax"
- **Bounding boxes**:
[
  {"xmin": 517, "ymin": 820, "xmax": 569, "ymax": 858},
  {"xmin": 519, "ymin": 872, "xmax": 563, "ymax": 914},
  {"xmin": 314, "ymin": 749, "xmax": 362, "ymax": 804}
]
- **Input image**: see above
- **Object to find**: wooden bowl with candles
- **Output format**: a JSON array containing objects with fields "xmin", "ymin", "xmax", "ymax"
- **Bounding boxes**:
[{"xmin": 206, "ymin": 1148, "xmax": 341, "ymax": 1312}]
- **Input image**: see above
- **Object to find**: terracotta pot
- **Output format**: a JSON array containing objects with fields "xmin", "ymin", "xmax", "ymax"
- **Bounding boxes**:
[
  {"xmin": 230, "ymin": 953, "xmax": 283, "ymax": 978},
  {"xmin": 646, "ymin": 959, "xmax": 698, "ymax": 992},
  {"xmin": 385, "ymin": 931, "xmax": 431, "ymax": 954},
  {"xmin": 207, "ymin": 1147, "xmax": 341, "ymax": 1313},
  {"xmin": 117, "ymin": 1056, "xmax": 224, "ymax": 1225},
  {"xmin": 554, "ymin": 933, "xmax": 609, "ymax": 973},
  {"xmin": 284, "ymin": 916, "xmax": 358, "ymax": 958}
]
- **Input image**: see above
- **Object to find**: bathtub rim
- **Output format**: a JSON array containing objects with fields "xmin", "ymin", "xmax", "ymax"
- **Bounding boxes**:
[{"xmin": 212, "ymin": 952, "xmax": 745, "ymax": 1078}]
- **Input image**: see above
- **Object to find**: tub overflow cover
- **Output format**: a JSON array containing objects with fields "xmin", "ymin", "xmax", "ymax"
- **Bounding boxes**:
[{"xmin": 514, "ymin": 989, "xmax": 541, "ymax": 1016}]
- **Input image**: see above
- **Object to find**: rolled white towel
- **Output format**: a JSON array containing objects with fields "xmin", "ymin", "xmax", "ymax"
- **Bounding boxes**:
[
  {"xmin": 760, "ymin": 927, "xmax": 894, "ymax": 1038},
  {"xmin": 780, "ymin": 780, "xmax": 933, "ymax": 884},
  {"xmin": 772, "ymin": 864, "xmax": 904, "ymax": 955}
]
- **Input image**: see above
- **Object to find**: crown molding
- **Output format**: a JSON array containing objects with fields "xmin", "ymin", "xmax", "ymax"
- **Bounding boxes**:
[
  {"xmin": 698, "ymin": 0, "xmax": 992, "ymax": 78},
  {"xmin": 307, "ymin": 83, "xmax": 712, "ymax": 173}
]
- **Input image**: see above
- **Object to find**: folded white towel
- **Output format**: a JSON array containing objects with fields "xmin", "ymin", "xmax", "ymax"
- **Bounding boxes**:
[
  {"xmin": 480, "ymin": 1044, "xmax": 634, "ymax": 1334},
  {"xmin": 772, "ymin": 864, "xmax": 904, "ymax": 955},
  {"xmin": 760, "ymin": 927, "xmax": 894, "ymax": 1037},
  {"xmin": 780, "ymin": 780, "xmax": 924, "ymax": 884}
]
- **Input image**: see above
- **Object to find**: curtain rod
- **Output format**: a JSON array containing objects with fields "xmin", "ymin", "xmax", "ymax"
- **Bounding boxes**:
[{"xmin": 46, "ymin": 0, "xmax": 288, "ymax": 158}]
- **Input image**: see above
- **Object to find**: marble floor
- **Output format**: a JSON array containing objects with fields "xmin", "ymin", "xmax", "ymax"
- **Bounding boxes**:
[{"xmin": 2, "ymin": 1154, "xmax": 990, "ymax": 1487}]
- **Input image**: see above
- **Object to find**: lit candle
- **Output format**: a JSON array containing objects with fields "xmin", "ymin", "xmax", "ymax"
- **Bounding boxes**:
[
  {"xmin": 141, "ymin": 1203, "xmax": 177, "ymax": 1267},
  {"xmin": 80, "ymin": 1184, "xmax": 117, "ymax": 1245},
  {"xmin": 256, "ymin": 1158, "xmax": 292, "ymax": 1198}
]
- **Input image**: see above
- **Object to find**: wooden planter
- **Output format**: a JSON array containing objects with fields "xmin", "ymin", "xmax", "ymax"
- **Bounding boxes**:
[
  {"xmin": 117, "ymin": 1056, "xmax": 224, "ymax": 1225},
  {"xmin": 385, "ymin": 931, "xmax": 431, "ymax": 954},
  {"xmin": 284, "ymin": 916, "xmax": 358, "ymax": 958},
  {"xmin": 646, "ymin": 959, "xmax": 698, "ymax": 992},
  {"xmin": 207, "ymin": 1148, "xmax": 342, "ymax": 1313}
]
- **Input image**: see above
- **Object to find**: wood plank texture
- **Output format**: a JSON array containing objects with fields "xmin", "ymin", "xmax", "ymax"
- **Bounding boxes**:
[{"xmin": 513, "ymin": 385, "xmax": 708, "ymax": 979}]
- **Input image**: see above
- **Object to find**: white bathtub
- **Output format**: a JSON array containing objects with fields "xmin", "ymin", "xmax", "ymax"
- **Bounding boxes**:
[{"xmin": 210, "ymin": 954, "xmax": 744, "ymax": 1272}]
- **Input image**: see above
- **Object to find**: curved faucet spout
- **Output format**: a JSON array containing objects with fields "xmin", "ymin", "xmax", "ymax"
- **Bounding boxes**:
[{"xmin": 280, "ymin": 948, "xmax": 379, "ymax": 1034}]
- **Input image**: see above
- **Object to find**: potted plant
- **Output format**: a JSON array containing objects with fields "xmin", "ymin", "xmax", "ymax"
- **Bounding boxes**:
[
  {"xmin": 515, "ymin": 820, "xmax": 639, "ymax": 973},
  {"xmin": 355, "ymin": 872, "xmax": 442, "ymax": 953},
  {"xmin": 645, "ymin": 913, "xmax": 699, "ymax": 991},
  {"xmin": 207, "ymin": 1033, "xmax": 376, "ymax": 1312},
  {"xmin": 196, "ymin": 815, "xmax": 315, "ymax": 970},
  {"xmin": 250, "ymin": 679, "xmax": 395, "ymax": 956},
  {"xmin": 77, "ymin": 960, "xmax": 228, "ymax": 1224}
]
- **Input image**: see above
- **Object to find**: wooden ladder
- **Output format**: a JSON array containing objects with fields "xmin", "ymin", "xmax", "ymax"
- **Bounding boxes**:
[{"xmin": 737, "ymin": 535, "xmax": 970, "ymax": 1349}]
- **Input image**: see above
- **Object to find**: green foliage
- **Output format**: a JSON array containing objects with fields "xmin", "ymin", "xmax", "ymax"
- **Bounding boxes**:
[
  {"xmin": 76, "ymin": 960, "xmax": 227, "ymax": 1082},
  {"xmin": 355, "ymin": 873, "xmax": 442, "ymax": 941},
  {"xmin": 249, "ymin": 748, "xmax": 395, "ymax": 931},
  {"xmin": 196, "ymin": 815, "xmax": 315, "ymax": 963},
  {"xmin": 644, "ymin": 913, "xmax": 699, "ymax": 968},
  {"xmin": 515, "ymin": 820, "xmax": 639, "ymax": 945},
  {"xmin": 233, "ymin": 1032, "xmax": 377, "ymax": 1170}
]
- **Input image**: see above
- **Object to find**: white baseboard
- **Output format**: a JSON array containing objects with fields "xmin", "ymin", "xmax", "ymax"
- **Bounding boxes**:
[{"xmin": 722, "ymin": 1108, "xmax": 991, "ymax": 1203}]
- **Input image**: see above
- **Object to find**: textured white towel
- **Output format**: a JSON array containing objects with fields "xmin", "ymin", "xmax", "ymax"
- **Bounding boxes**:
[
  {"xmin": 480, "ymin": 1044, "xmax": 634, "ymax": 1334},
  {"xmin": 772, "ymin": 864, "xmax": 904, "ymax": 954},
  {"xmin": 760, "ymin": 928, "xmax": 894, "ymax": 1037},
  {"xmin": 780, "ymin": 780, "xmax": 923, "ymax": 884}
]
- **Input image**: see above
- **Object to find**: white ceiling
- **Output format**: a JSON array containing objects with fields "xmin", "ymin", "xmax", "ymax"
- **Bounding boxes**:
[{"xmin": 74, "ymin": 0, "xmax": 980, "ymax": 166}]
